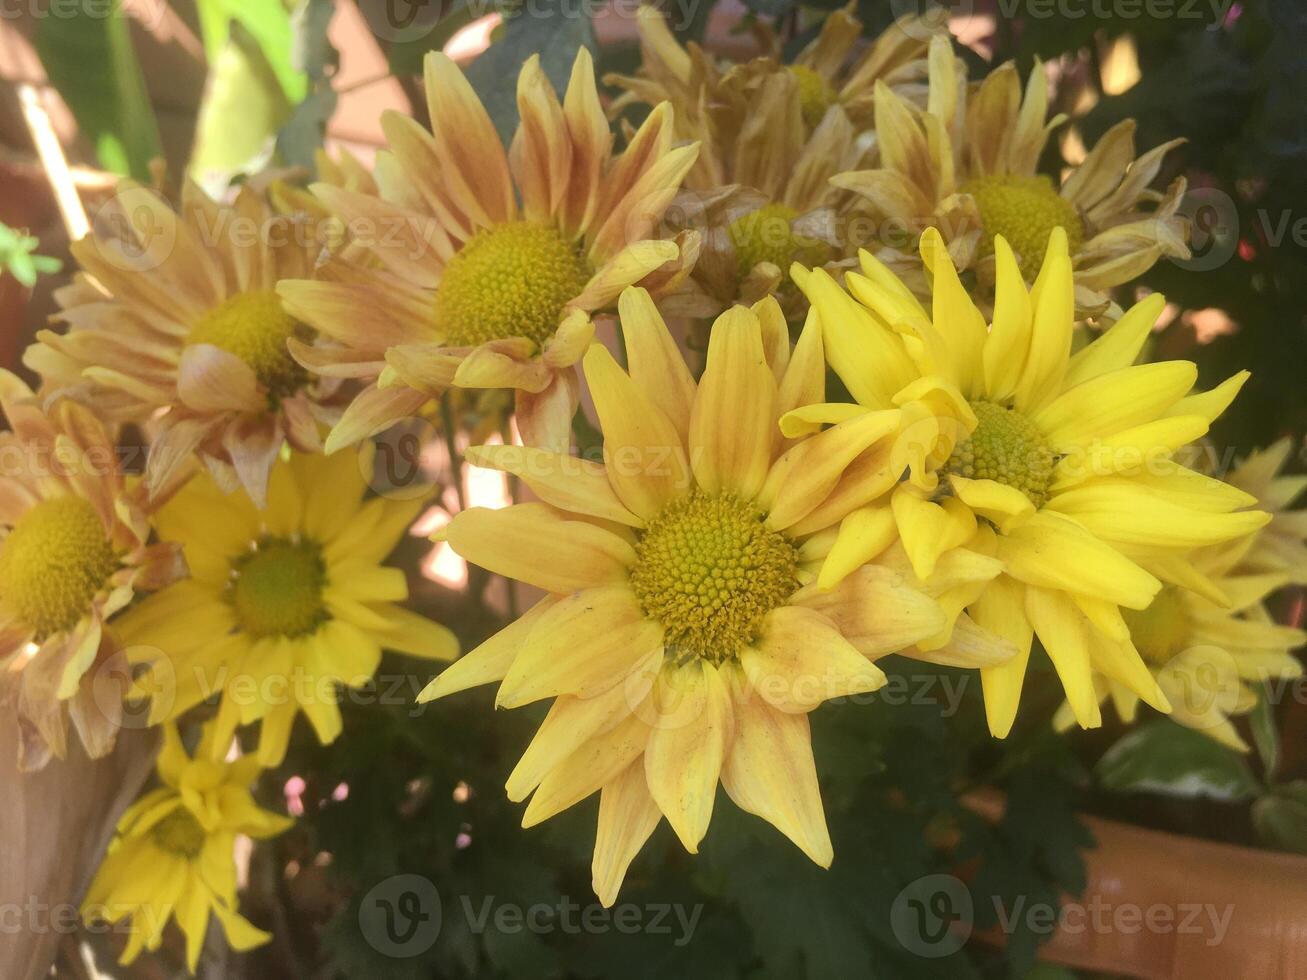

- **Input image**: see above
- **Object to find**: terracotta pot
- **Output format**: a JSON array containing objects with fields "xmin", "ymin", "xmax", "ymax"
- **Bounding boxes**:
[
  {"xmin": 968, "ymin": 791, "xmax": 1307, "ymax": 979},
  {"xmin": 0, "ymin": 723, "xmax": 158, "ymax": 980}
]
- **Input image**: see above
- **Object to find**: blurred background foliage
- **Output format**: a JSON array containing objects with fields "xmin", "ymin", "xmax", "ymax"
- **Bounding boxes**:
[{"xmin": 1, "ymin": 0, "xmax": 1305, "ymax": 976}]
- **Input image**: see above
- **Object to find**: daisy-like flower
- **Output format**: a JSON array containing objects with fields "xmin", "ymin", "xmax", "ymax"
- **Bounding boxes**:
[
  {"xmin": 791, "ymin": 227, "xmax": 1268, "ymax": 739},
  {"xmin": 833, "ymin": 35, "xmax": 1189, "ymax": 316},
  {"xmin": 1054, "ymin": 542, "xmax": 1305, "ymax": 751},
  {"xmin": 26, "ymin": 183, "xmax": 342, "ymax": 505},
  {"xmin": 418, "ymin": 288, "xmax": 1008, "ymax": 906},
  {"xmin": 0, "ymin": 372, "xmax": 183, "ymax": 770},
  {"xmin": 608, "ymin": 8, "xmax": 937, "ymax": 318},
  {"xmin": 278, "ymin": 49, "xmax": 699, "ymax": 455},
  {"xmin": 607, "ymin": 6, "xmax": 936, "ymax": 188},
  {"xmin": 82, "ymin": 723, "xmax": 291, "ymax": 973},
  {"xmin": 115, "ymin": 448, "xmax": 457, "ymax": 767}
]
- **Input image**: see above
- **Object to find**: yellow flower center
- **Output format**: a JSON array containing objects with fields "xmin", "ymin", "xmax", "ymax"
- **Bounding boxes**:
[
  {"xmin": 945, "ymin": 400, "xmax": 1055, "ymax": 509},
  {"xmin": 728, "ymin": 203, "xmax": 831, "ymax": 283},
  {"xmin": 788, "ymin": 65, "xmax": 837, "ymax": 127},
  {"xmin": 629, "ymin": 490, "xmax": 799, "ymax": 664},
  {"xmin": 435, "ymin": 221, "xmax": 590, "ymax": 349},
  {"xmin": 188, "ymin": 289, "xmax": 308, "ymax": 401},
  {"xmin": 0, "ymin": 495, "xmax": 118, "ymax": 640},
  {"xmin": 960, "ymin": 174, "xmax": 1085, "ymax": 278},
  {"xmin": 1123, "ymin": 587, "xmax": 1192, "ymax": 666},
  {"xmin": 229, "ymin": 537, "xmax": 327, "ymax": 639},
  {"xmin": 151, "ymin": 807, "xmax": 206, "ymax": 858}
]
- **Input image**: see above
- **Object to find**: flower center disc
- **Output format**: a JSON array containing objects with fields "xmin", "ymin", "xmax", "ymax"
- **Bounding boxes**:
[
  {"xmin": 188, "ymin": 289, "xmax": 307, "ymax": 399},
  {"xmin": 728, "ymin": 203, "xmax": 831, "ymax": 282},
  {"xmin": 960, "ymin": 174, "xmax": 1085, "ymax": 278},
  {"xmin": 788, "ymin": 65, "xmax": 837, "ymax": 127},
  {"xmin": 435, "ymin": 221, "xmax": 590, "ymax": 349},
  {"xmin": 230, "ymin": 537, "xmax": 327, "ymax": 639},
  {"xmin": 1123, "ymin": 587, "xmax": 1192, "ymax": 666},
  {"xmin": 151, "ymin": 807, "xmax": 206, "ymax": 858},
  {"xmin": 0, "ymin": 495, "xmax": 118, "ymax": 639},
  {"xmin": 945, "ymin": 400, "xmax": 1055, "ymax": 508},
  {"xmin": 629, "ymin": 490, "xmax": 799, "ymax": 664}
]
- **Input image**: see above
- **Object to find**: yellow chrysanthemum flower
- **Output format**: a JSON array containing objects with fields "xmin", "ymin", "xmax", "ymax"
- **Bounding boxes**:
[
  {"xmin": 0, "ymin": 371, "xmax": 183, "ymax": 770},
  {"xmin": 418, "ymin": 288, "xmax": 1010, "ymax": 906},
  {"xmin": 608, "ymin": 8, "xmax": 938, "ymax": 318},
  {"xmin": 27, "ymin": 184, "xmax": 342, "ymax": 505},
  {"xmin": 278, "ymin": 49, "xmax": 699, "ymax": 455},
  {"xmin": 83, "ymin": 723, "xmax": 291, "ymax": 973},
  {"xmin": 833, "ymin": 35, "xmax": 1190, "ymax": 317},
  {"xmin": 116, "ymin": 449, "xmax": 457, "ymax": 766},
  {"xmin": 1055, "ymin": 542, "xmax": 1305, "ymax": 751},
  {"xmin": 791, "ymin": 227, "xmax": 1268, "ymax": 739}
]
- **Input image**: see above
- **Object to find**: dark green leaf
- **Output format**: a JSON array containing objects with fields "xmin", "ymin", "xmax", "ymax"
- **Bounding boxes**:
[
  {"xmin": 33, "ymin": 0, "xmax": 161, "ymax": 178},
  {"xmin": 463, "ymin": 0, "xmax": 595, "ymax": 143},
  {"xmin": 1096, "ymin": 720, "xmax": 1261, "ymax": 801},
  {"xmin": 1250, "ymin": 686, "xmax": 1280, "ymax": 779},
  {"xmin": 1253, "ymin": 790, "xmax": 1307, "ymax": 855}
]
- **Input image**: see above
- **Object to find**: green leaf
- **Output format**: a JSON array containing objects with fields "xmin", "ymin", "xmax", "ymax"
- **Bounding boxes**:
[
  {"xmin": 276, "ymin": 0, "xmax": 340, "ymax": 172},
  {"xmin": 1253, "ymin": 787, "xmax": 1307, "ymax": 855},
  {"xmin": 1251, "ymin": 686, "xmax": 1280, "ymax": 779},
  {"xmin": 1096, "ymin": 720, "xmax": 1261, "ymax": 801},
  {"xmin": 33, "ymin": 0, "xmax": 161, "ymax": 179},
  {"xmin": 188, "ymin": 22, "xmax": 295, "ymax": 195},
  {"xmin": 194, "ymin": 0, "xmax": 308, "ymax": 103},
  {"xmin": 463, "ymin": 0, "xmax": 595, "ymax": 143}
]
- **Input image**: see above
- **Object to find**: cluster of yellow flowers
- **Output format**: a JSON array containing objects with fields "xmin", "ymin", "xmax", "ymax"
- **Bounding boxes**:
[{"xmin": 0, "ymin": 8, "xmax": 1302, "ymax": 968}]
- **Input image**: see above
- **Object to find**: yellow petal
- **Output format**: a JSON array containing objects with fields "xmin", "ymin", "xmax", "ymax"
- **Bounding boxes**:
[
  {"xmin": 496, "ymin": 585, "xmax": 664, "ymax": 708},
  {"xmin": 592, "ymin": 759, "xmax": 662, "ymax": 907},
  {"xmin": 1064, "ymin": 291, "xmax": 1165, "ymax": 386},
  {"xmin": 997, "ymin": 510, "xmax": 1161, "ymax": 609},
  {"xmin": 948, "ymin": 475, "xmax": 1035, "ymax": 533},
  {"xmin": 582, "ymin": 343, "xmax": 692, "ymax": 520},
  {"xmin": 417, "ymin": 596, "xmax": 559, "ymax": 701},
  {"xmin": 465, "ymin": 444, "xmax": 642, "ymax": 527},
  {"xmin": 891, "ymin": 487, "xmax": 976, "ymax": 580},
  {"xmin": 817, "ymin": 504, "xmax": 898, "ymax": 591},
  {"xmin": 1012, "ymin": 227, "xmax": 1073, "ymax": 413},
  {"xmin": 741, "ymin": 606, "xmax": 886, "ymax": 712},
  {"xmin": 720, "ymin": 680, "xmax": 833, "ymax": 867},
  {"xmin": 1024, "ymin": 586, "xmax": 1102, "ymax": 729},
  {"xmin": 689, "ymin": 306, "xmax": 777, "ymax": 499},
  {"xmin": 793, "ymin": 565, "xmax": 947, "ymax": 657},
  {"xmin": 982, "ymin": 237, "xmax": 1033, "ymax": 402},
  {"xmin": 644, "ymin": 661, "xmax": 732, "ymax": 852},
  {"xmin": 522, "ymin": 712, "xmax": 650, "ymax": 826},
  {"xmin": 446, "ymin": 503, "xmax": 634, "ymax": 593},
  {"xmin": 1032, "ymin": 361, "xmax": 1198, "ymax": 449},
  {"xmin": 619, "ymin": 287, "xmax": 696, "ymax": 441}
]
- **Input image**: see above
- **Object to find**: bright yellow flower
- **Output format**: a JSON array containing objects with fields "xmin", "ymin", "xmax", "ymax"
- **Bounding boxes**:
[
  {"xmin": 1055, "ymin": 544, "xmax": 1305, "ymax": 751},
  {"xmin": 607, "ymin": 7, "xmax": 939, "ymax": 318},
  {"xmin": 278, "ymin": 49, "xmax": 699, "ymax": 455},
  {"xmin": 833, "ymin": 36, "xmax": 1190, "ymax": 317},
  {"xmin": 792, "ymin": 227, "xmax": 1268, "ymax": 739},
  {"xmin": 116, "ymin": 449, "xmax": 457, "ymax": 766},
  {"xmin": 0, "ymin": 371, "xmax": 183, "ymax": 770},
  {"xmin": 28, "ymin": 184, "xmax": 342, "ymax": 505},
  {"xmin": 418, "ymin": 288, "xmax": 1007, "ymax": 906},
  {"xmin": 83, "ymin": 723, "xmax": 291, "ymax": 973}
]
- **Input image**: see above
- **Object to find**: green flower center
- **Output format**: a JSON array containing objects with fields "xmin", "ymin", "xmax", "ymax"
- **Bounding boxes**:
[
  {"xmin": 728, "ymin": 203, "xmax": 831, "ymax": 283},
  {"xmin": 960, "ymin": 174, "xmax": 1085, "ymax": 278},
  {"xmin": 151, "ymin": 807, "xmax": 206, "ymax": 859},
  {"xmin": 629, "ymin": 490, "xmax": 799, "ymax": 665},
  {"xmin": 188, "ymin": 289, "xmax": 309, "ymax": 400},
  {"xmin": 229, "ymin": 536, "xmax": 327, "ymax": 639},
  {"xmin": 1122, "ymin": 587, "xmax": 1192, "ymax": 666},
  {"xmin": 945, "ymin": 400, "xmax": 1055, "ymax": 508},
  {"xmin": 435, "ymin": 221, "xmax": 590, "ymax": 349},
  {"xmin": 0, "ymin": 495, "xmax": 119, "ymax": 640},
  {"xmin": 788, "ymin": 65, "xmax": 837, "ymax": 127}
]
